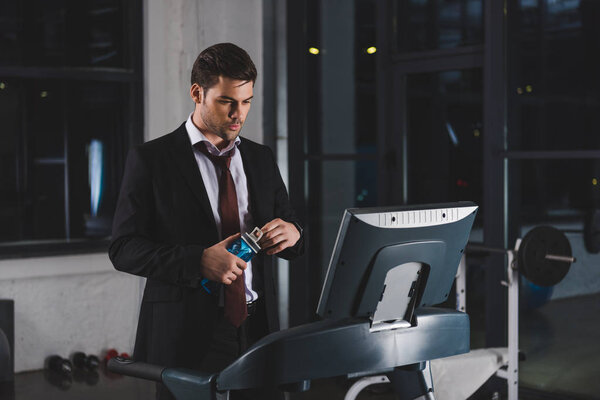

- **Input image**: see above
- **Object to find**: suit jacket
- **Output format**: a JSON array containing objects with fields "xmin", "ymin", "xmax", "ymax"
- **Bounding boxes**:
[{"xmin": 109, "ymin": 123, "xmax": 303, "ymax": 369}]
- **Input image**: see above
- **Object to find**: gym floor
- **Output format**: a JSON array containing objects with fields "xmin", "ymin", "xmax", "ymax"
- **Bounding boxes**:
[
  {"xmin": 1, "ymin": 294, "xmax": 598, "ymax": 400},
  {"xmin": 519, "ymin": 293, "xmax": 600, "ymax": 399}
]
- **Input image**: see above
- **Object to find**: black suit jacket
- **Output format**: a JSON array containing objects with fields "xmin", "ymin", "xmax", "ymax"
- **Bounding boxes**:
[{"xmin": 109, "ymin": 123, "xmax": 303, "ymax": 369}]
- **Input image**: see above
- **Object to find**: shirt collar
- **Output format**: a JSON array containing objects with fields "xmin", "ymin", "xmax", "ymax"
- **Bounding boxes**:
[{"xmin": 185, "ymin": 113, "xmax": 240, "ymax": 156}]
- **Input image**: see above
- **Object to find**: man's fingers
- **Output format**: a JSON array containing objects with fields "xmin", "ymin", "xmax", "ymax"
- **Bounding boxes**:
[
  {"xmin": 236, "ymin": 259, "xmax": 247, "ymax": 270},
  {"xmin": 226, "ymin": 269, "xmax": 241, "ymax": 282},
  {"xmin": 267, "ymin": 242, "xmax": 287, "ymax": 255},
  {"xmin": 261, "ymin": 227, "xmax": 283, "ymax": 240},
  {"xmin": 261, "ymin": 233, "xmax": 285, "ymax": 249},
  {"xmin": 261, "ymin": 218, "xmax": 283, "ymax": 233},
  {"xmin": 231, "ymin": 265, "xmax": 245, "ymax": 277},
  {"xmin": 222, "ymin": 232, "xmax": 241, "ymax": 246}
]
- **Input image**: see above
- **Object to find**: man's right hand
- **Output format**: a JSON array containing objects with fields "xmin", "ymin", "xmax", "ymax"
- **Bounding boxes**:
[{"xmin": 200, "ymin": 233, "xmax": 247, "ymax": 285}]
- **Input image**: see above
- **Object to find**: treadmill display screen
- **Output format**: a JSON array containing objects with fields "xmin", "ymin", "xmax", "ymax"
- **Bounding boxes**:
[{"xmin": 316, "ymin": 202, "xmax": 478, "ymax": 322}]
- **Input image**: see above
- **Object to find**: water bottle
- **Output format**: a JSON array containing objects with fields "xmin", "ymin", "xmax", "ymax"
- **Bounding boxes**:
[
  {"xmin": 226, "ymin": 227, "xmax": 263, "ymax": 262},
  {"xmin": 200, "ymin": 227, "xmax": 263, "ymax": 294}
]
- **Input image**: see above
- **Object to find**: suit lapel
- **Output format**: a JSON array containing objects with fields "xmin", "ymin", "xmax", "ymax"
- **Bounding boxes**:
[
  {"xmin": 170, "ymin": 123, "xmax": 218, "ymax": 234},
  {"xmin": 239, "ymin": 139, "xmax": 266, "ymax": 227}
]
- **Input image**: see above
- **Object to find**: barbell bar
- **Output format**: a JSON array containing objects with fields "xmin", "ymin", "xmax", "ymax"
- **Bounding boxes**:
[{"xmin": 544, "ymin": 254, "xmax": 576, "ymax": 263}]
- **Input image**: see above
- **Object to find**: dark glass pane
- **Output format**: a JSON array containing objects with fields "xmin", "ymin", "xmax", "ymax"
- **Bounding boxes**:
[
  {"xmin": 2, "ymin": 0, "xmax": 128, "ymax": 68},
  {"xmin": 28, "ymin": 80, "xmax": 65, "ymax": 159},
  {"xmin": 508, "ymin": 0, "xmax": 600, "ymax": 150},
  {"xmin": 396, "ymin": 0, "xmax": 483, "ymax": 53},
  {"xmin": 84, "ymin": 0, "xmax": 127, "ymax": 67},
  {"xmin": 508, "ymin": 5, "xmax": 600, "ymax": 394},
  {"xmin": 0, "ymin": 1, "xmax": 21, "ymax": 65},
  {"xmin": 0, "ymin": 79, "xmax": 127, "ymax": 245},
  {"xmin": 0, "ymin": 79, "xmax": 21, "ymax": 241},
  {"xmin": 23, "ymin": 0, "xmax": 67, "ymax": 67},
  {"xmin": 67, "ymin": 82, "xmax": 126, "ymax": 239},
  {"xmin": 31, "ymin": 164, "xmax": 65, "ymax": 239},
  {"xmin": 515, "ymin": 161, "xmax": 600, "ymax": 397},
  {"xmin": 307, "ymin": 160, "xmax": 378, "ymax": 275},
  {"xmin": 406, "ymin": 68, "xmax": 483, "ymax": 228},
  {"xmin": 355, "ymin": 0, "xmax": 377, "ymax": 153},
  {"xmin": 518, "ymin": 159, "xmax": 600, "ymax": 224},
  {"xmin": 0, "ymin": 0, "xmax": 139, "ymax": 254},
  {"xmin": 316, "ymin": 0, "xmax": 377, "ymax": 155}
]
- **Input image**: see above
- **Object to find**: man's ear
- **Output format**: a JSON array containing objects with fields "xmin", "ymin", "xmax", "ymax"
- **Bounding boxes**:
[{"xmin": 190, "ymin": 83, "xmax": 203, "ymax": 104}]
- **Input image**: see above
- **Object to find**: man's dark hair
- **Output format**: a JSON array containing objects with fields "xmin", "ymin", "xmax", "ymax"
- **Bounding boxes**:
[{"xmin": 191, "ymin": 43, "xmax": 257, "ymax": 93}]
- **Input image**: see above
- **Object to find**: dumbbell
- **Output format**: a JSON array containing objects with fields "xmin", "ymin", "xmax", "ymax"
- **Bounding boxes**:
[
  {"xmin": 104, "ymin": 348, "xmax": 119, "ymax": 362},
  {"xmin": 69, "ymin": 353, "xmax": 100, "ymax": 386},
  {"xmin": 71, "ymin": 352, "xmax": 100, "ymax": 371},
  {"xmin": 45, "ymin": 355, "xmax": 72, "ymax": 376},
  {"xmin": 103, "ymin": 348, "xmax": 130, "ymax": 362}
]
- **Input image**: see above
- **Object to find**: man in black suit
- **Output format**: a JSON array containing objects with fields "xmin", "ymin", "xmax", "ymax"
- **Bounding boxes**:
[{"xmin": 109, "ymin": 43, "xmax": 303, "ymax": 399}]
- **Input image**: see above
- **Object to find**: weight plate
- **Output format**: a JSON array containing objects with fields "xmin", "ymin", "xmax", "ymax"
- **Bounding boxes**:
[{"xmin": 518, "ymin": 226, "xmax": 572, "ymax": 287}]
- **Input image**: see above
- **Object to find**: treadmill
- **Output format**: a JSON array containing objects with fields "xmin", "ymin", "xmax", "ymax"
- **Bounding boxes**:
[{"xmin": 109, "ymin": 202, "xmax": 478, "ymax": 400}]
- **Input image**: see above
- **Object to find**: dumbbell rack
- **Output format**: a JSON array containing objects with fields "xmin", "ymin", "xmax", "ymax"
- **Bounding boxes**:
[{"xmin": 457, "ymin": 241, "xmax": 520, "ymax": 400}]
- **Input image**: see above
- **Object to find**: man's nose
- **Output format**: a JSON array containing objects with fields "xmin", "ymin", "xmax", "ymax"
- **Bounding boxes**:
[{"xmin": 229, "ymin": 104, "xmax": 242, "ymax": 120}]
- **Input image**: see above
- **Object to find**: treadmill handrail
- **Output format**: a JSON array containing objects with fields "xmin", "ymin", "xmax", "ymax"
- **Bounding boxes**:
[{"xmin": 107, "ymin": 356, "xmax": 165, "ymax": 382}]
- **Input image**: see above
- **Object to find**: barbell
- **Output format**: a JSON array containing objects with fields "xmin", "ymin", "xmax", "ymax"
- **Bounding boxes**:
[{"xmin": 467, "ymin": 226, "xmax": 576, "ymax": 287}]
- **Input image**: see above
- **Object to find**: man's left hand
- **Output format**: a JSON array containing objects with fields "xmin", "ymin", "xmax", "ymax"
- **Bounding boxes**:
[{"xmin": 259, "ymin": 218, "xmax": 301, "ymax": 255}]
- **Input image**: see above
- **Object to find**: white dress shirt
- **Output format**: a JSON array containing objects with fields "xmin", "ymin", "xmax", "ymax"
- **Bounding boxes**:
[{"xmin": 185, "ymin": 114, "xmax": 258, "ymax": 302}]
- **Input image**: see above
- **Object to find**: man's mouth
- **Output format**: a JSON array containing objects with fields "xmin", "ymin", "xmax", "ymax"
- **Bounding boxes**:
[{"xmin": 228, "ymin": 123, "xmax": 241, "ymax": 131}]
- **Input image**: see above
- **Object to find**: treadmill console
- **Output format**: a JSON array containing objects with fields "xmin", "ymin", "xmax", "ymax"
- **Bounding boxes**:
[{"xmin": 316, "ymin": 202, "xmax": 478, "ymax": 330}]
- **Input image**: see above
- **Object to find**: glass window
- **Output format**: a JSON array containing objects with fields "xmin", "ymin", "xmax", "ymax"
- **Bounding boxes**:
[
  {"xmin": 0, "ymin": 80, "xmax": 20, "ymax": 242},
  {"xmin": 67, "ymin": 82, "xmax": 126, "ymax": 239},
  {"xmin": 507, "ymin": 4, "xmax": 600, "ymax": 391},
  {"xmin": 307, "ymin": 160, "xmax": 378, "ymax": 274},
  {"xmin": 508, "ymin": 0, "xmax": 600, "ymax": 151},
  {"xmin": 0, "ymin": 79, "xmax": 128, "ymax": 244},
  {"xmin": 395, "ymin": 0, "xmax": 483, "ymax": 53},
  {"xmin": 0, "ymin": 0, "xmax": 128, "ymax": 68},
  {"xmin": 0, "ymin": 0, "xmax": 141, "ymax": 256},
  {"xmin": 518, "ymin": 159, "xmax": 599, "ymax": 224},
  {"xmin": 515, "ymin": 159, "xmax": 600, "ymax": 397},
  {"xmin": 304, "ymin": 0, "xmax": 379, "ymax": 280},
  {"xmin": 406, "ymin": 68, "xmax": 484, "ymax": 226},
  {"xmin": 313, "ymin": 0, "xmax": 378, "ymax": 155},
  {"xmin": 0, "ymin": 1, "xmax": 20, "ymax": 65},
  {"xmin": 355, "ymin": 0, "xmax": 378, "ymax": 155}
]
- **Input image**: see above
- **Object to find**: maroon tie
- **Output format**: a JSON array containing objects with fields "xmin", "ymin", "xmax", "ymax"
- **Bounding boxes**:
[{"xmin": 196, "ymin": 142, "xmax": 247, "ymax": 327}]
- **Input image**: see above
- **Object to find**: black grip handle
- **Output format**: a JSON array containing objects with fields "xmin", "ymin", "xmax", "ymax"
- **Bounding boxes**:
[{"xmin": 107, "ymin": 356, "xmax": 165, "ymax": 382}]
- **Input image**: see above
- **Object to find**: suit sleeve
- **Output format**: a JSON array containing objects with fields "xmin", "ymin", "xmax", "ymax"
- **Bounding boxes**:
[
  {"xmin": 268, "ymin": 147, "xmax": 305, "ymax": 260},
  {"xmin": 108, "ymin": 147, "xmax": 204, "ymax": 288}
]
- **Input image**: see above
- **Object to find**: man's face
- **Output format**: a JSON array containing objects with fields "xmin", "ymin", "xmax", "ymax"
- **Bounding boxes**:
[{"xmin": 194, "ymin": 76, "xmax": 253, "ymax": 145}]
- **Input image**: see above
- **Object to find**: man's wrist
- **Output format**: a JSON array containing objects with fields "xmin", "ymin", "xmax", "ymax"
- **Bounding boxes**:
[{"xmin": 291, "ymin": 221, "xmax": 303, "ymax": 237}]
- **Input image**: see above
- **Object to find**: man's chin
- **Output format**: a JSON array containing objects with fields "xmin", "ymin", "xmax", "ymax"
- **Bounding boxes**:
[{"xmin": 220, "ymin": 129, "xmax": 242, "ymax": 142}]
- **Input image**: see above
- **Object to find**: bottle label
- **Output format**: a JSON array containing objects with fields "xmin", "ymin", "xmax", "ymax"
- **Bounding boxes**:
[{"xmin": 227, "ymin": 237, "xmax": 256, "ymax": 262}]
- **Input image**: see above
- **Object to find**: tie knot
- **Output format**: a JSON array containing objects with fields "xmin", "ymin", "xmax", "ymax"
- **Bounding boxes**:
[{"xmin": 195, "ymin": 142, "xmax": 234, "ymax": 170}]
